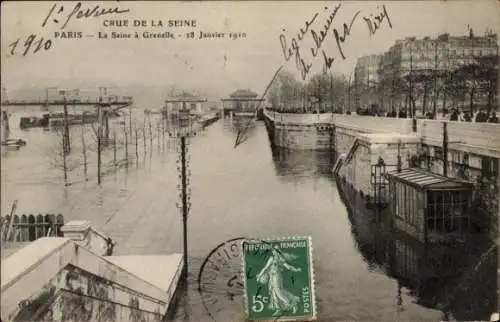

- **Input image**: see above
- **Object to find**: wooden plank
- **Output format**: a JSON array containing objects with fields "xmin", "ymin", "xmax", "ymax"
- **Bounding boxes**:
[{"xmin": 4, "ymin": 201, "xmax": 18, "ymax": 242}]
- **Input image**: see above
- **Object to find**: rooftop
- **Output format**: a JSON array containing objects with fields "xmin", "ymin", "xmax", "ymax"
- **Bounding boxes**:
[
  {"xmin": 357, "ymin": 132, "xmax": 421, "ymax": 144},
  {"xmin": 229, "ymin": 89, "xmax": 258, "ymax": 98},
  {"xmin": 386, "ymin": 168, "xmax": 474, "ymax": 190}
]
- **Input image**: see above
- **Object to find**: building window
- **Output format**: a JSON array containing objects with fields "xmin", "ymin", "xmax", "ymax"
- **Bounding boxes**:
[
  {"xmin": 434, "ymin": 147, "xmax": 443, "ymax": 160},
  {"xmin": 481, "ymin": 156, "xmax": 499, "ymax": 179}
]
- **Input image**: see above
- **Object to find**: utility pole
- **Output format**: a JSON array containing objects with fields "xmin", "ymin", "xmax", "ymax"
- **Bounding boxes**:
[
  {"xmin": 330, "ymin": 72, "xmax": 334, "ymax": 113},
  {"xmin": 409, "ymin": 43, "xmax": 414, "ymax": 118},
  {"xmin": 175, "ymin": 106, "xmax": 194, "ymax": 282},
  {"xmin": 59, "ymin": 89, "xmax": 73, "ymax": 154},
  {"xmin": 409, "ymin": 41, "xmax": 418, "ymax": 132},
  {"xmin": 180, "ymin": 136, "xmax": 189, "ymax": 279},
  {"xmin": 432, "ymin": 40, "xmax": 439, "ymax": 119},
  {"xmin": 97, "ymin": 95, "xmax": 103, "ymax": 185},
  {"xmin": 443, "ymin": 122, "xmax": 448, "ymax": 177},
  {"xmin": 348, "ymin": 74, "xmax": 352, "ymax": 113}
]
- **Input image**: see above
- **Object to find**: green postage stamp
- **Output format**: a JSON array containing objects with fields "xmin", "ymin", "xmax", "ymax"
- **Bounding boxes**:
[{"xmin": 242, "ymin": 236, "xmax": 316, "ymax": 321}]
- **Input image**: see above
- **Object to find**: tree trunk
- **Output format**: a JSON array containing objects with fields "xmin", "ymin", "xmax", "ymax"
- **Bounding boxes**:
[
  {"xmin": 433, "ymin": 88, "xmax": 440, "ymax": 119},
  {"xmin": 124, "ymin": 128, "xmax": 128, "ymax": 167},
  {"xmin": 63, "ymin": 101, "xmax": 71, "ymax": 154},
  {"xmin": 105, "ymin": 112, "xmax": 110, "ymax": 142},
  {"xmin": 135, "ymin": 128, "xmax": 139, "ymax": 167},
  {"xmin": 487, "ymin": 82, "xmax": 494, "ymax": 114},
  {"xmin": 81, "ymin": 121, "xmax": 87, "ymax": 179},
  {"xmin": 469, "ymin": 87, "xmax": 475, "ymax": 116},
  {"xmin": 142, "ymin": 125, "xmax": 146, "ymax": 154},
  {"xmin": 113, "ymin": 131, "xmax": 117, "ymax": 166},
  {"xmin": 422, "ymin": 86, "xmax": 428, "ymax": 115},
  {"xmin": 62, "ymin": 131, "xmax": 68, "ymax": 185},
  {"xmin": 442, "ymin": 91, "xmax": 448, "ymax": 116}
]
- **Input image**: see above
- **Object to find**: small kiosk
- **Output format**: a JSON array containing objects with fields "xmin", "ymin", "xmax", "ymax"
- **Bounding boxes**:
[
  {"xmin": 221, "ymin": 89, "xmax": 264, "ymax": 118},
  {"xmin": 386, "ymin": 168, "xmax": 474, "ymax": 243}
]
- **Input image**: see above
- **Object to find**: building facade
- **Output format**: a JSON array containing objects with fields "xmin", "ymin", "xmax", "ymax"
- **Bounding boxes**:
[
  {"xmin": 354, "ymin": 54, "xmax": 381, "ymax": 112},
  {"xmin": 377, "ymin": 30, "xmax": 498, "ymax": 117},
  {"xmin": 221, "ymin": 89, "xmax": 264, "ymax": 117}
]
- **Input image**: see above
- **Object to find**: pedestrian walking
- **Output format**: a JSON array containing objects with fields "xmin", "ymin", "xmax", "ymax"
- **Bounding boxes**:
[
  {"xmin": 463, "ymin": 112, "xmax": 472, "ymax": 122},
  {"xmin": 488, "ymin": 112, "xmax": 499, "ymax": 123},
  {"xmin": 449, "ymin": 108, "xmax": 459, "ymax": 121},
  {"xmin": 475, "ymin": 109, "xmax": 488, "ymax": 123}
]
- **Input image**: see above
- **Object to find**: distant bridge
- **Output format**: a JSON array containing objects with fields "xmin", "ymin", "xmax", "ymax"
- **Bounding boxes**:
[{"xmin": 1, "ymin": 98, "xmax": 133, "ymax": 109}]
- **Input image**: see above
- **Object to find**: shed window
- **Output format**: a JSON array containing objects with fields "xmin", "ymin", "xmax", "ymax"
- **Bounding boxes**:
[{"xmin": 427, "ymin": 191, "xmax": 469, "ymax": 233}]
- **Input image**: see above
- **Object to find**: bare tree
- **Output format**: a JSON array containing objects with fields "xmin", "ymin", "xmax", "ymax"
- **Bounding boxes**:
[
  {"xmin": 80, "ymin": 123, "xmax": 88, "ymax": 180},
  {"xmin": 47, "ymin": 128, "xmax": 79, "ymax": 186},
  {"xmin": 135, "ymin": 126, "xmax": 139, "ymax": 167},
  {"xmin": 148, "ymin": 118, "xmax": 153, "ymax": 155}
]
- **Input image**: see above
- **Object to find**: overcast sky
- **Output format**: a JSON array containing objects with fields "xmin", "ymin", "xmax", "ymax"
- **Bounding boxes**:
[{"xmin": 1, "ymin": 1, "xmax": 499, "ymax": 97}]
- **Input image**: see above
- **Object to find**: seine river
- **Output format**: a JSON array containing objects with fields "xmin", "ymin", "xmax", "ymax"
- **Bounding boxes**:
[{"xmin": 1, "ymin": 110, "xmax": 496, "ymax": 321}]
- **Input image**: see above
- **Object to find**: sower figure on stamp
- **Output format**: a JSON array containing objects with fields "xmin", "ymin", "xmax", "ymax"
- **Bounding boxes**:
[{"xmin": 256, "ymin": 245, "xmax": 302, "ymax": 316}]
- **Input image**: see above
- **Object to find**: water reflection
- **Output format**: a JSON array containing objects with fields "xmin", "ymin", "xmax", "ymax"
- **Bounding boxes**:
[
  {"xmin": 271, "ymin": 147, "xmax": 334, "ymax": 179},
  {"xmin": 336, "ymin": 176, "xmax": 498, "ymax": 321},
  {"xmin": 222, "ymin": 117, "xmax": 257, "ymax": 136}
]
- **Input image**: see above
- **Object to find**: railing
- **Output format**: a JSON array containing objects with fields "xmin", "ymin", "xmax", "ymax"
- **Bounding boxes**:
[
  {"xmin": 417, "ymin": 119, "xmax": 500, "ymax": 151},
  {"xmin": 264, "ymin": 109, "xmax": 500, "ymax": 153},
  {"xmin": 0, "ymin": 214, "xmax": 64, "ymax": 243},
  {"xmin": 333, "ymin": 115, "xmax": 413, "ymax": 134},
  {"xmin": 263, "ymin": 109, "xmax": 333, "ymax": 124},
  {"xmin": 1, "ymin": 237, "xmax": 181, "ymax": 322}
]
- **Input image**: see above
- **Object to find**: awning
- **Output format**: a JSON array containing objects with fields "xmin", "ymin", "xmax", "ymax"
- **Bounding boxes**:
[{"xmin": 386, "ymin": 168, "xmax": 474, "ymax": 191}]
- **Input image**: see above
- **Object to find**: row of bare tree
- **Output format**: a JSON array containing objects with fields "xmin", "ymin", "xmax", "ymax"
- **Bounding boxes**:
[
  {"xmin": 267, "ymin": 71, "xmax": 348, "ymax": 113},
  {"xmin": 49, "ymin": 114, "xmax": 173, "ymax": 186},
  {"xmin": 267, "ymin": 54, "xmax": 498, "ymax": 117},
  {"xmin": 375, "ymin": 55, "xmax": 499, "ymax": 117}
]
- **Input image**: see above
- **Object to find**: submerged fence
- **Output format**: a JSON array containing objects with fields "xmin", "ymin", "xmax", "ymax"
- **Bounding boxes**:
[{"xmin": 0, "ymin": 214, "xmax": 64, "ymax": 243}]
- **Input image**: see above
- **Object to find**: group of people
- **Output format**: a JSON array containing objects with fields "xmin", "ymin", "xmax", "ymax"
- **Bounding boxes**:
[{"xmin": 448, "ymin": 108, "xmax": 498, "ymax": 123}]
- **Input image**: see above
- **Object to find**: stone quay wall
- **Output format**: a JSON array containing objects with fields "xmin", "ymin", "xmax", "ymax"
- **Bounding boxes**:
[
  {"xmin": 263, "ymin": 109, "xmax": 499, "ymax": 241},
  {"xmin": 263, "ymin": 110, "xmax": 335, "ymax": 150}
]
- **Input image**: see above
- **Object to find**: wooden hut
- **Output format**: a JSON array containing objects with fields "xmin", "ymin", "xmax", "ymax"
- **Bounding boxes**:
[{"xmin": 386, "ymin": 168, "xmax": 474, "ymax": 243}]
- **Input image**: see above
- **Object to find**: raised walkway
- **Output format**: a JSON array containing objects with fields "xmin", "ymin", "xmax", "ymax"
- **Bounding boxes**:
[{"xmin": 1, "ymin": 221, "xmax": 183, "ymax": 322}]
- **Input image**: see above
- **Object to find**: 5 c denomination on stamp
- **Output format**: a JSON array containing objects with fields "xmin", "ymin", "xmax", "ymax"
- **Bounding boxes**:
[{"xmin": 242, "ymin": 236, "xmax": 316, "ymax": 321}]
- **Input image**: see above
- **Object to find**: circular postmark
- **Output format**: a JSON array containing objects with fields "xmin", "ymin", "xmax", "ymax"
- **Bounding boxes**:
[{"xmin": 197, "ymin": 237, "xmax": 247, "ymax": 321}]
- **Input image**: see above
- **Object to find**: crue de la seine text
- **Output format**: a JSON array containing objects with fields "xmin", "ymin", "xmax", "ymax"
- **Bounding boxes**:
[
  {"xmin": 102, "ymin": 19, "xmax": 197, "ymax": 28},
  {"xmin": 279, "ymin": 3, "xmax": 392, "ymax": 80}
]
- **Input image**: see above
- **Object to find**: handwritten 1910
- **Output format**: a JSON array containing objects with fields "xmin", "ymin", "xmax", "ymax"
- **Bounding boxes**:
[
  {"xmin": 8, "ymin": 2, "xmax": 130, "ymax": 57},
  {"xmin": 279, "ymin": 3, "xmax": 393, "ymax": 79}
]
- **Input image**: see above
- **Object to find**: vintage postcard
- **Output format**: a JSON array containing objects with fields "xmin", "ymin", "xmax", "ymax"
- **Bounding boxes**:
[{"xmin": 1, "ymin": 1, "xmax": 499, "ymax": 322}]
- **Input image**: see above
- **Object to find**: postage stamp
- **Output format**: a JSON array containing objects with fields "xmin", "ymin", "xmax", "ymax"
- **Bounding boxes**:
[{"xmin": 242, "ymin": 236, "xmax": 316, "ymax": 321}]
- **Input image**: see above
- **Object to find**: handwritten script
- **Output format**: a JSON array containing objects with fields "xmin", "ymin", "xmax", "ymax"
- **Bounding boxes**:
[
  {"xmin": 7, "ymin": 2, "xmax": 130, "ymax": 58},
  {"xmin": 363, "ymin": 5, "xmax": 392, "ymax": 37},
  {"xmin": 42, "ymin": 2, "xmax": 131, "ymax": 30},
  {"xmin": 279, "ymin": 3, "xmax": 392, "ymax": 79}
]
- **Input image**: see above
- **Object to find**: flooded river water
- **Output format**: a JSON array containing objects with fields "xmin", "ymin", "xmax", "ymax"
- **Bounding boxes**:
[{"xmin": 1, "ymin": 111, "xmax": 496, "ymax": 321}]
